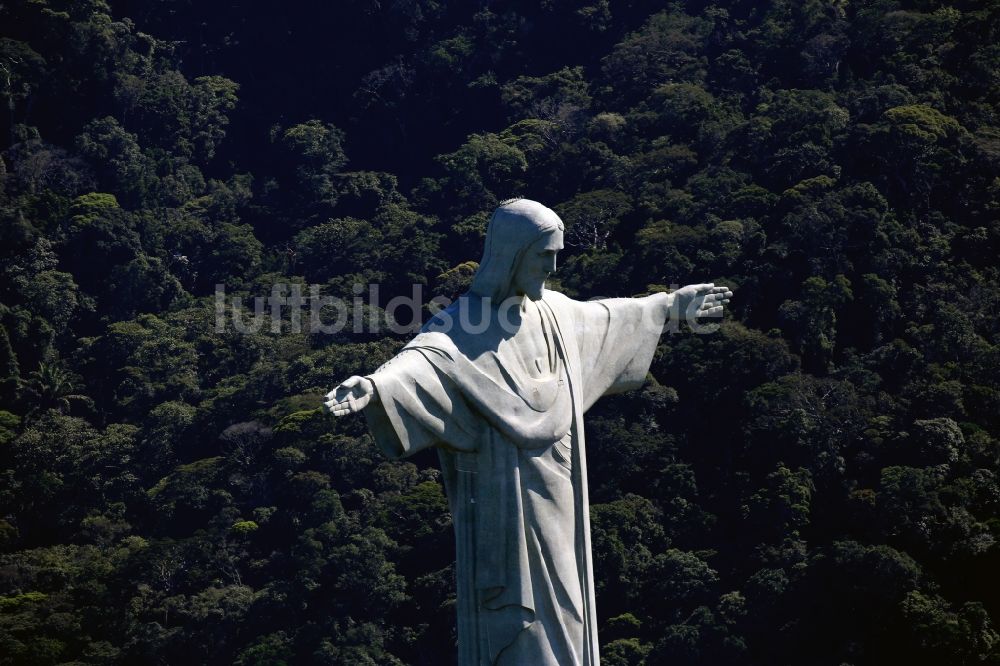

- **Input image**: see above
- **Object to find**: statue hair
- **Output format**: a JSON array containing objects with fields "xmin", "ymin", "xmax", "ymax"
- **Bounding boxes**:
[{"xmin": 468, "ymin": 198, "xmax": 565, "ymax": 303}]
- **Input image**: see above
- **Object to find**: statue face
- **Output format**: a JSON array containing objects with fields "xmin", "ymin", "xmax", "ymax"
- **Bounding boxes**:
[{"xmin": 511, "ymin": 229, "xmax": 563, "ymax": 301}]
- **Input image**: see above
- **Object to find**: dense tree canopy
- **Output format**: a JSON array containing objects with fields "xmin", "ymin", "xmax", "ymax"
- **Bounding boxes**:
[{"xmin": 2, "ymin": 0, "xmax": 1000, "ymax": 664}]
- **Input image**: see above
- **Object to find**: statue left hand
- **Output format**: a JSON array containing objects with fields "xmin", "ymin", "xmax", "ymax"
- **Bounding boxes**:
[
  {"xmin": 673, "ymin": 283, "xmax": 733, "ymax": 320},
  {"xmin": 323, "ymin": 375, "xmax": 377, "ymax": 416}
]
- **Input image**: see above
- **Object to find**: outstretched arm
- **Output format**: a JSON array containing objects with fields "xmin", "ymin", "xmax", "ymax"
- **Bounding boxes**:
[
  {"xmin": 323, "ymin": 375, "xmax": 379, "ymax": 416},
  {"xmin": 322, "ymin": 349, "xmax": 479, "ymax": 458}
]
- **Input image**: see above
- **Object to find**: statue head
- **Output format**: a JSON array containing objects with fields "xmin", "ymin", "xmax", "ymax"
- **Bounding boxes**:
[{"xmin": 469, "ymin": 198, "xmax": 565, "ymax": 302}]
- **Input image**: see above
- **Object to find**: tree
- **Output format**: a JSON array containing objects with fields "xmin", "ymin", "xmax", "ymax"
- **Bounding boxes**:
[
  {"xmin": 0, "ymin": 39, "xmax": 47, "ymax": 144},
  {"xmin": 75, "ymin": 117, "xmax": 155, "ymax": 205},
  {"xmin": 599, "ymin": 10, "xmax": 710, "ymax": 107},
  {"xmin": 501, "ymin": 66, "xmax": 592, "ymax": 128},
  {"xmin": 22, "ymin": 362, "xmax": 92, "ymax": 417},
  {"xmin": 264, "ymin": 119, "xmax": 349, "ymax": 232},
  {"xmin": 777, "ymin": 274, "xmax": 853, "ymax": 373}
]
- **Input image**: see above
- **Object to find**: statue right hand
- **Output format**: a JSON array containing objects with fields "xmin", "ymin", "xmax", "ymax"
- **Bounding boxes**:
[
  {"xmin": 671, "ymin": 283, "xmax": 732, "ymax": 320},
  {"xmin": 323, "ymin": 375, "xmax": 376, "ymax": 416}
]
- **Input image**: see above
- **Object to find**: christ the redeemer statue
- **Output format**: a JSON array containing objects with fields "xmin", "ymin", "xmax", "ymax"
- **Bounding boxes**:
[{"xmin": 324, "ymin": 198, "xmax": 731, "ymax": 666}]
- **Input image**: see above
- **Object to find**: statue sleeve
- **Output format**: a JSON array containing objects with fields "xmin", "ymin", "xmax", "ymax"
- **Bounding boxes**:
[
  {"xmin": 363, "ymin": 347, "xmax": 482, "ymax": 459},
  {"xmin": 569, "ymin": 296, "xmax": 668, "ymax": 412}
]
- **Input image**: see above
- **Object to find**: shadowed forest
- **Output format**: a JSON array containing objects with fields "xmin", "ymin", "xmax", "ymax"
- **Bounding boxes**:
[{"xmin": 2, "ymin": 0, "xmax": 1000, "ymax": 664}]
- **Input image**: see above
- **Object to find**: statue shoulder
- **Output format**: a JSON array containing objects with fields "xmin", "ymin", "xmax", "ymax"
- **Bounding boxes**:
[
  {"xmin": 541, "ymin": 289, "xmax": 572, "ymax": 304},
  {"xmin": 404, "ymin": 329, "xmax": 458, "ymax": 355},
  {"xmin": 404, "ymin": 301, "xmax": 466, "ymax": 356},
  {"xmin": 541, "ymin": 288, "xmax": 589, "ymax": 316}
]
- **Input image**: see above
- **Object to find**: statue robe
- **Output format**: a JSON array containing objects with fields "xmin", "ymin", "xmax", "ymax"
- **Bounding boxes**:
[{"xmin": 364, "ymin": 290, "xmax": 667, "ymax": 665}]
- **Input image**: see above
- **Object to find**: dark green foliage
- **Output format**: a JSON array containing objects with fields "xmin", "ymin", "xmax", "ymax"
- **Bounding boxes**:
[{"xmin": 1, "ymin": 0, "xmax": 999, "ymax": 663}]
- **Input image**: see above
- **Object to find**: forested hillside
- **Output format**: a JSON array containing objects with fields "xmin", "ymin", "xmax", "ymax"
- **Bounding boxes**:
[{"xmin": 2, "ymin": 0, "xmax": 1000, "ymax": 664}]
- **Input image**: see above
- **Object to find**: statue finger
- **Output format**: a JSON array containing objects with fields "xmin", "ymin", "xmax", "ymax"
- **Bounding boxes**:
[{"xmin": 328, "ymin": 397, "xmax": 353, "ymax": 412}]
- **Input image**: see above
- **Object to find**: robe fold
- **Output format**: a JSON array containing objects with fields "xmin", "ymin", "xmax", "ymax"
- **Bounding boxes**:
[{"xmin": 364, "ymin": 290, "xmax": 667, "ymax": 665}]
